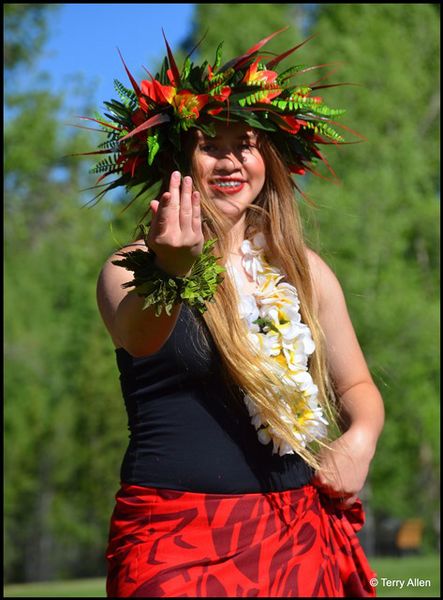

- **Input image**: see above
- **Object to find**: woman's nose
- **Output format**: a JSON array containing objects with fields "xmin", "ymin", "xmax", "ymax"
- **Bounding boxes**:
[{"xmin": 215, "ymin": 149, "xmax": 244, "ymax": 169}]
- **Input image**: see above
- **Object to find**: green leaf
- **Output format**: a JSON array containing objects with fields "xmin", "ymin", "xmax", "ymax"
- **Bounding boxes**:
[
  {"xmin": 277, "ymin": 64, "xmax": 307, "ymax": 82},
  {"xmin": 111, "ymin": 238, "xmax": 225, "ymax": 316},
  {"xmin": 213, "ymin": 42, "xmax": 224, "ymax": 70},
  {"xmin": 147, "ymin": 132, "xmax": 160, "ymax": 166},
  {"xmin": 182, "ymin": 56, "xmax": 191, "ymax": 81}
]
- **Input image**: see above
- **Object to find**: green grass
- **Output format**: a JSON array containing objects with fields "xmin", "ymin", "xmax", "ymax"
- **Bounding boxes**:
[
  {"xmin": 3, "ymin": 555, "xmax": 440, "ymax": 597},
  {"xmin": 3, "ymin": 578, "xmax": 106, "ymax": 597},
  {"xmin": 370, "ymin": 554, "xmax": 440, "ymax": 597}
]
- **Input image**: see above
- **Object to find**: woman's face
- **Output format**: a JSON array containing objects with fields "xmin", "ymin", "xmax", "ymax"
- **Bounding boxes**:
[{"xmin": 193, "ymin": 123, "xmax": 266, "ymax": 220}]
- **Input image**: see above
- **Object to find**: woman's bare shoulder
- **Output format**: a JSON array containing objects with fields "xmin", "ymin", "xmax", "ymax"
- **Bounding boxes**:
[
  {"xmin": 98, "ymin": 239, "xmax": 147, "ymax": 283},
  {"xmin": 305, "ymin": 248, "xmax": 345, "ymax": 311},
  {"xmin": 96, "ymin": 239, "xmax": 147, "ymax": 346},
  {"xmin": 306, "ymin": 247, "xmax": 332, "ymax": 275}
]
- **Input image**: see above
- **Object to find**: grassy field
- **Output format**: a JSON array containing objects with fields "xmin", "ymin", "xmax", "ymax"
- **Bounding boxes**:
[
  {"xmin": 3, "ymin": 554, "xmax": 440, "ymax": 597},
  {"xmin": 370, "ymin": 554, "xmax": 440, "ymax": 597}
]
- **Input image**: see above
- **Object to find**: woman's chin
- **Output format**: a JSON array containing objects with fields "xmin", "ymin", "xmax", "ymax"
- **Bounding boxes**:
[{"xmin": 211, "ymin": 195, "xmax": 250, "ymax": 217}]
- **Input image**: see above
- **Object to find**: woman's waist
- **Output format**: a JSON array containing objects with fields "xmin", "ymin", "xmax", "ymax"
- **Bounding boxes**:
[
  {"xmin": 121, "ymin": 436, "xmax": 314, "ymax": 494},
  {"xmin": 113, "ymin": 481, "xmax": 318, "ymax": 522}
]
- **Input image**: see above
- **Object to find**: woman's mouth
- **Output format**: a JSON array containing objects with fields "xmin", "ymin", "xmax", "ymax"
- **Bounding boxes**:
[{"xmin": 209, "ymin": 179, "xmax": 246, "ymax": 195}]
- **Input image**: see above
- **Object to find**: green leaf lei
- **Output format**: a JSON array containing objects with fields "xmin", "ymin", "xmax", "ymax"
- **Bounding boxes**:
[{"xmin": 112, "ymin": 235, "xmax": 225, "ymax": 317}]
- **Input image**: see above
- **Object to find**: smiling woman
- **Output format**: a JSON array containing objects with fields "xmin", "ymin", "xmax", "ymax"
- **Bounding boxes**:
[
  {"xmin": 193, "ymin": 124, "xmax": 266, "ymax": 221},
  {"xmin": 83, "ymin": 28, "xmax": 385, "ymax": 598}
]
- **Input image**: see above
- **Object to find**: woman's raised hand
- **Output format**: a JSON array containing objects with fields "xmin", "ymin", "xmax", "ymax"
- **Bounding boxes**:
[{"xmin": 147, "ymin": 171, "xmax": 204, "ymax": 277}]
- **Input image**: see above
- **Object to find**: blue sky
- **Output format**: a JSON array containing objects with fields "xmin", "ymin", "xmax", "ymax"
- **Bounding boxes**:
[{"xmin": 35, "ymin": 3, "xmax": 196, "ymax": 115}]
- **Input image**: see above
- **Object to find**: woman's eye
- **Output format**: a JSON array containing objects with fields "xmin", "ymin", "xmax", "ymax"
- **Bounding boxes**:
[{"xmin": 200, "ymin": 144, "xmax": 216, "ymax": 152}]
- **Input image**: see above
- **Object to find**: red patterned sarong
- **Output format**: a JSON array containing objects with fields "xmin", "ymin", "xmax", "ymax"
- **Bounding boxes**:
[{"xmin": 106, "ymin": 483, "xmax": 377, "ymax": 597}]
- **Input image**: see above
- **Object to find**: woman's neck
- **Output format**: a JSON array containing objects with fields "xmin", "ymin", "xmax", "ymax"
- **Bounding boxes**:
[{"xmin": 227, "ymin": 215, "xmax": 247, "ymax": 254}]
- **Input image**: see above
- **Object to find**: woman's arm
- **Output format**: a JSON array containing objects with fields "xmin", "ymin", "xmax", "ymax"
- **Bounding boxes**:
[
  {"xmin": 97, "ymin": 244, "xmax": 183, "ymax": 356},
  {"xmin": 307, "ymin": 249, "xmax": 385, "ymax": 507},
  {"xmin": 96, "ymin": 172, "xmax": 203, "ymax": 357}
]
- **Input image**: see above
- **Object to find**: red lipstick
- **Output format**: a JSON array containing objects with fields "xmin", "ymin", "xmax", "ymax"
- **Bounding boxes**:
[{"xmin": 209, "ymin": 177, "xmax": 246, "ymax": 195}]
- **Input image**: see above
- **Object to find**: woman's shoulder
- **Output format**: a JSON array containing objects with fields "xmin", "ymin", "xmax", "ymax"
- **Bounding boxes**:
[
  {"xmin": 305, "ymin": 247, "xmax": 346, "ymax": 312},
  {"xmin": 96, "ymin": 239, "xmax": 148, "ymax": 347},
  {"xmin": 100, "ymin": 238, "xmax": 147, "ymax": 269},
  {"xmin": 305, "ymin": 247, "xmax": 331, "ymax": 277}
]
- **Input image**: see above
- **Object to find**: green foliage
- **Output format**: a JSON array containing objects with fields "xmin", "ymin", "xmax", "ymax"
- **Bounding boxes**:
[
  {"xmin": 183, "ymin": 4, "xmax": 302, "ymax": 63},
  {"xmin": 113, "ymin": 235, "xmax": 225, "ymax": 316},
  {"xmin": 113, "ymin": 79, "xmax": 138, "ymax": 109},
  {"xmin": 4, "ymin": 7, "xmax": 132, "ymax": 583},
  {"xmin": 4, "ymin": 4, "xmax": 59, "ymax": 72}
]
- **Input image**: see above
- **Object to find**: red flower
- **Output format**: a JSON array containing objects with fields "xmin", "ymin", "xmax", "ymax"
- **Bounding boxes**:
[
  {"xmin": 141, "ymin": 79, "xmax": 176, "ymax": 105},
  {"xmin": 242, "ymin": 58, "xmax": 278, "ymax": 86},
  {"xmin": 211, "ymin": 86, "xmax": 231, "ymax": 103},
  {"xmin": 140, "ymin": 78, "xmax": 211, "ymax": 124},
  {"xmin": 171, "ymin": 91, "xmax": 210, "ymax": 121},
  {"xmin": 278, "ymin": 116, "xmax": 307, "ymax": 134},
  {"xmin": 241, "ymin": 58, "xmax": 282, "ymax": 103}
]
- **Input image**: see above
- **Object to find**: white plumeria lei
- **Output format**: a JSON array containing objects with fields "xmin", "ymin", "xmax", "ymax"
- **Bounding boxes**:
[{"xmin": 226, "ymin": 233, "xmax": 329, "ymax": 456}]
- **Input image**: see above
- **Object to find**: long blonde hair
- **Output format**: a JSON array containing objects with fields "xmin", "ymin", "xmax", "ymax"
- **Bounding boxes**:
[
  {"xmin": 191, "ymin": 132, "xmax": 339, "ymax": 469},
  {"xmin": 137, "ymin": 129, "xmax": 339, "ymax": 469}
]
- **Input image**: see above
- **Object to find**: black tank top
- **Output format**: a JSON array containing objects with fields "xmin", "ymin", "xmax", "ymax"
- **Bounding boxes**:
[{"xmin": 116, "ymin": 304, "xmax": 314, "ymax": 493}]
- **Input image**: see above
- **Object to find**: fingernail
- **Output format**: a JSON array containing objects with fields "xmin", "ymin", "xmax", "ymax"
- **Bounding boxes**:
[
  {"xmin": 184, "ymin": 176, "xmax": 192, "ymax": 185},
  {"xmin": 172, "ymin": 171, "xmax": 181, "ymax": 180}
]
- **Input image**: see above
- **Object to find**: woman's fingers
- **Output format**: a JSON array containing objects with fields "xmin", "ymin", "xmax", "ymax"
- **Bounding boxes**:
[
  {"xmin": 312, "ymin": 471, "xmax": 360, "ymax": 509},
  {"xmin": 149, "ymin": 172, "xmax": 202, "ymax": 248},
  {"xmin": 192, "ymin": 191, "xmax": 202, "ymax": 235},
  {"xmin": 150, "ymin": 200, "xmax": 160, "ymax": 215},
  {"xmin": 179, "ymin": 175, "xmax": 193, "ymax": 233},
  {"xmin": 154, "ymin": 171, "xmax": 181, "ymax": 236},
  {"xmin": 336, "ymin": 495, "xmax": 359, "ymax": 509},
  {"xmin": 150, "ymin": 193, "xmax": 171, "ymax": 237},
  {"xmin": 168, "ymin": 170, "xmax": 182, "ymax": 213}
]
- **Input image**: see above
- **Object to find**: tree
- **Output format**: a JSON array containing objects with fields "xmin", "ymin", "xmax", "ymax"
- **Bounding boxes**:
[
  {"xmin": 4, "ymin": 3, "xmax": 57, "ymax": 71},
  {"xmin": 181, "ymin": 4, "xmax": 302, "ymax": 64},
  {"xmin": 4, "ymin": 4, "xmax": 131, "ymax": 581}
]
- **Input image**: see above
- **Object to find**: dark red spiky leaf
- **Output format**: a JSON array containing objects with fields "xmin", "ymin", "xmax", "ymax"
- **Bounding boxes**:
[
  {"xmin": 119, "ymin": 112, "xmax": 171, "ymax": 141},
  {"xmin": 310, "ymin": 82, "xmax": 361, "ymax": 91},
  {"xmin": 117, "ymin": 48, "xmax": 142, "ymax": 98},
  {"xmin": 266, "ymin": 33, "xmax": 317, "ymax": 70},
  {"xmin": 77, "ymin": 116, "xmax": 124, "ymax": 132},
  {"xmin": 220, "ymin": 27, "xmax": 288, "ymax": 72},
  {"xmin": 162, "ymin": 29, "xmax": 181, "ymax": 87},
  {"xmin": 68, "ymin": 148, "xmax": 115, "ymax": 158},
  {"xmin": 96, "ymin": 170, "xmax": 119, "ymax": 184}
]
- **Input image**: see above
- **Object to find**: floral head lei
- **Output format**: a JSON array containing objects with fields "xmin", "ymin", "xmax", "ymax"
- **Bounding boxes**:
[{"xmin": 80, "ymin": 27, "xmax": 353, "ymax": 206}]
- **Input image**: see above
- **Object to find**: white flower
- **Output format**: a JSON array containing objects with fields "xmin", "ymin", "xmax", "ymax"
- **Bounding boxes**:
[
  {"xmin": 257, "ymin": 427, "xmax": 272, "ymax": 445},
  {"xmin": 259, "ymin": 331, "xmax": 281, "ymax": 356},
  {"xmin": 238, "ymin": 294, "xmax": 260, "ymax": 331},
  {"xmin": 241, "ymin": 238, "xmax": 266, "ymax": 281},
  {"xmin": 229, "ymin": 234, "xmax": 329, "ymax": 456}
]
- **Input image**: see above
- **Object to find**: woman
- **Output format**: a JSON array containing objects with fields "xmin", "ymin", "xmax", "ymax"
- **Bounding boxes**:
[{"xmin": 90, "ymin": 29, "xmax": 384, "ymax": 597}]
